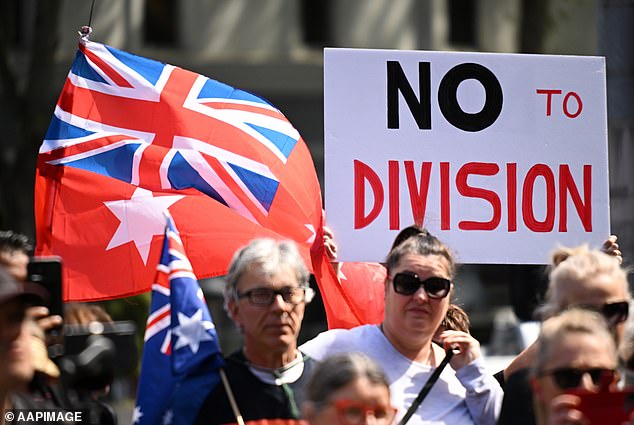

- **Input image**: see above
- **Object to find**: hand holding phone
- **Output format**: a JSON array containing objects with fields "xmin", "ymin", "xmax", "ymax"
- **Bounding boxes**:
[
  {"xmin": 27, "ymin": 256, "xmax": 64, "ymax": 318},
  {"xmin": 27, "ymin": 256, "xmax": 64, "ymax": 347}
]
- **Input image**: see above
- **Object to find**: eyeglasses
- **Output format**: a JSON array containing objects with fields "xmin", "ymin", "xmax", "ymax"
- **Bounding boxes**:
[
  {"xmin": 539, "ymin": 367, "xmax": 616, "ymax": 389},
  {"xmin": 578, "ymin": 301, "xmax": 629, "ymax": 327},
  {"xmin": 390, "ymin": 272, "xmax": 451, "ymax": 299},
  {"xmin": 235, "ymin": 286, "xmax": 313, "ymax": 306},
  {"xmin": 333, "ymin": 399, "xmax": 397, "ymax": 425}
]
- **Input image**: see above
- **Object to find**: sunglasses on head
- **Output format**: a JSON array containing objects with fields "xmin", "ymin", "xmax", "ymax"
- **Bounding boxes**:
[
  {"xmin": 578, "ymin": 301, "xmax": 629, "ymax": 327},
  {"xmin": 539, "ymin": 367, "xmax": 616, "ymax": 389},
  {"xmin": 390, "ymin": 272, "xmax": 451, "ymax": 299}
]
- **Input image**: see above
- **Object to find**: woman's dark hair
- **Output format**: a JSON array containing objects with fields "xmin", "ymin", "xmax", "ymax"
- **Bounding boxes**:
[{"xmin": 385, "ymin": 225, "xmax": 456, "ymax": 278}]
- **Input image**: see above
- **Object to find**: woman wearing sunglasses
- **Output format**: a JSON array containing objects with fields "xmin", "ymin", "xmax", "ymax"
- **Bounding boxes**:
[
  {"xmin": 504, "ymin": 245, "xmax": 631, "ymax": 379},
  {"xmin": 499, "ymin": 244, "xmax": 631, "ymax": 425},
  {"xmin": 530, "ymin": 308, "xmax": 627, "ymax": 425},
  {"xmin": 540, "ymin": 245, "xmax": 631, "ymax": 346},
  {"xmin": 301, "ymin": 227, "xmax": 503, "ymax": 425},
  {"xmin": 303, "ymin": 352, "xmax": 397, "ymax": 425}
]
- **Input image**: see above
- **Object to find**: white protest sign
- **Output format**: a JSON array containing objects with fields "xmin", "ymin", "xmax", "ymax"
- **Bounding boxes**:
[{"xmin": 324, "ymin": 48, "xmax": 609, "ymax": 264}]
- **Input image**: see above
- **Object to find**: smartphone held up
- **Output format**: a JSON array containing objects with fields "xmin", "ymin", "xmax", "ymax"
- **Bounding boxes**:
[{"xmin": 27, "ymin": 255, "xmax": 64, "ymax": 318}]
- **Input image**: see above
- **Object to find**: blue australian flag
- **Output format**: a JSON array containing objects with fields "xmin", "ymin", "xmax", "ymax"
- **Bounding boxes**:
[{"xmin": 134, "ymin": 213, "xmax": 224, "ymax": 425}]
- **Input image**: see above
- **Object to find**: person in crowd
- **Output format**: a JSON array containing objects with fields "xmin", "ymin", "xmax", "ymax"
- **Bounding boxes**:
[
  {"xmin": 530, "ymin": 308, "xmax": 623, "ymax": 425},
  {"xmin": 6, "ymin": 319, "xmax": 37, "ymax": 394},
  {"xmin": 0, "ymin": 265, "xmax": 60, "ymax": 422},
  {"xmin": 302, "ymin": 352, "xmax": 397, "ymax": 425},
  {"xmin": 0, "ymin": 230, "xmax": 63, "ymax": 334},
  {"xmin": 0, "ymin": 230, "xmax": 112, "ymax": 342},
  {"xmin": 326, "ymin": 226, "xmax": 472, "ymax": 341},
  {"xmin": 504, "ymin": 244, "xmax": 630, "ymax": 375},
  {"xmin": 0, "ymin": 267, "xmax": 76, "ymax": 425},
  {"xmin": 0, "ymin": 231, "xmax": 116, "ymax": 423},
  {"xmin": 6, "ymin": 316, "xmax": 69, "ymax": 420},
  {"xmin": 195, "ymin": 238, "xmax": 318, "ymax": 425},
  {"xmin": 302, "ymin": 226, "xmax": 503, "ymax": 425},
  {"xmin": 0, "ymin": 230, "xmax": 31, "ymax": 282},
  {"xmin": 539, "ymin": 245, "xmax": 630, "ymax": 343},
  {"xmin": 498, "ymin": 244, "xmax": 631, "ymax": 425},
  {"xmin": 25, "ymin": 318, "xmax": 63, "ymax": 399}
]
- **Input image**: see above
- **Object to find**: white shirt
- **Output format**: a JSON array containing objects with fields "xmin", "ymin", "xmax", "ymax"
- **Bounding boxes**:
[{"xmin": 300, "ymin": 325, "xmax": 503, "ymax": 425}]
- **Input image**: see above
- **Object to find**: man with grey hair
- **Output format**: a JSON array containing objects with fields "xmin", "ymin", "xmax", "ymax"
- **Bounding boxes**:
[{"xmin": 195, "ymin": 238, "xmax": 317, "ymax": 425}]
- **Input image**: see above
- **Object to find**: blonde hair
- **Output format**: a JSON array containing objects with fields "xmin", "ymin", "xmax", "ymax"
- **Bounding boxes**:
[
  {"xmin": 539, "ymin": 245, "xmax": 630, "ymax": 320},
  {"xmin": 533, "ymin": 308, "xmax": 616, "ymax": 376}
]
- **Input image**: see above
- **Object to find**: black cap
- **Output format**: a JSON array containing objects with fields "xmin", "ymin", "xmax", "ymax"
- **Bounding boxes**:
[{"xmin": 0, "ymin": 266, "xmax": 45, "ymax": 306}]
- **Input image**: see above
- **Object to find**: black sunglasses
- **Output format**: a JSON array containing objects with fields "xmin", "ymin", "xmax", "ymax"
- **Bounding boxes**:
[
  {"xmin": 390, "ymin": 272, "xmax": 451, "ymax": 299},
  {"xmin": 578, "ymin": 301, "xmax": 629, "ymax": 327},
  {"xmin": 539, "ymin": 367, "xmax": 616, "ymax": 389}
]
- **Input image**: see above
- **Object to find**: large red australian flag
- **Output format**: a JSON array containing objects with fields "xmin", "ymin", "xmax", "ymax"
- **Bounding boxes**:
[{"xmin": 35, "ymin": 39, "xmax": 330, "ymax": 302}]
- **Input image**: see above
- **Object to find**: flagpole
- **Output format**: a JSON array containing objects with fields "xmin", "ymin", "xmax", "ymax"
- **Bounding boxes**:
[
  {"xmin": 219, "ymin": 368, "xmax": 245, "ymax": 425},
  {"xmin": 88, "ymin": 0, "xmax": 96, "ymax": 28}
]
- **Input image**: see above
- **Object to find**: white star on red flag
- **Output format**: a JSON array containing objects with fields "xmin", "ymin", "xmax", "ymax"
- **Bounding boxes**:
[{"xmin": 104, "ymin": 187, "xmax": 183, "ymax": 264}]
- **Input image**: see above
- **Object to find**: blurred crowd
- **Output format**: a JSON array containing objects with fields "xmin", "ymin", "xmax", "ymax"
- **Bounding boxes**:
[
  {"xmin": 1, "ymin": 226, "xmax": 632, "ymax": 425},
  {"xmin": 0, "ymin": 231, "xmax": 118, "ymax": 425}
]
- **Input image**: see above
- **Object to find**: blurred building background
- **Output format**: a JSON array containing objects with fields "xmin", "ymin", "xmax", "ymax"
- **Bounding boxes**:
[{"xmin": 1, "ymin": 0, "xmax": 632, "ymax": 420}]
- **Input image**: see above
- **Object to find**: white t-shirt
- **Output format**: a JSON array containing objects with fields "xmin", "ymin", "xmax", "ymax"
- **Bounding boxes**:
[{"xmin": 300, "ymin": 325, "xmax": 503, "ymax": 425}]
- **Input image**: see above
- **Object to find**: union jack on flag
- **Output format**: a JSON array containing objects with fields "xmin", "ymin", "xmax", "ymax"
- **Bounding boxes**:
[
  {"xmin": 35, "ymin": 39, "xmax": 326, "ymax": 301},
  {"xmin": 40, "ymin": 41, "xmax": 296, "ymax": 222},
  {"xmin": 134, "ymin": 213, "xmax": 224, "ymax": 425}
]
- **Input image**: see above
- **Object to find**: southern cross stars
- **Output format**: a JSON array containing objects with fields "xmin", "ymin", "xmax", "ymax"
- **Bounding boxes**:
[{"xmin": 172, "ymin": 308, "xmax": 216, "ymax": 354}]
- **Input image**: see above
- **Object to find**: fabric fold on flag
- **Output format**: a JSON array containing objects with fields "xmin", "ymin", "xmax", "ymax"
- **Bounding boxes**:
[
  {"xmin": 35, "ymin": 39, "xmax": 323, "ymax": 301},
  {"xmin": 134, "ymin": 213, "xmax": 224, "ymax": 425},
  {"xmin": 336, "ymin": 261, "xmax": 385, "ymax": 326},
  {"xmin": 310, "ymin": 234, "xmax": 385, "ymax": 329}
]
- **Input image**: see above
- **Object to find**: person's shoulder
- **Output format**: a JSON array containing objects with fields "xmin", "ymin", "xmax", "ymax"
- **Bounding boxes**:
[
  {"xmin": 303, "ymin": 324, "xmax": 374, "ymax": 345},
  {"xmin": 222, "ymin": 349, "xmax": 254, "ymax": 378},
  {"xmin": 300, "ymin": 324, "xmax": 380, "ymax": 360},
  {"xmin": 313, "ymin": 324, "xmax": 379, "ymax": 340},
  {"xmin": 297, "ymin": 354, "xmax": 320, "ymax": 384},
  {"xmin": 196, "ymin": 364, "xmax": 236, "ymax": 425},
  {"xmin": 336, "ymin": 323, "xmax": 383, "ymax": 340},
  {"xmin": 225, "ymin": 349, "xmax": 245, "ymax": 363}
]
